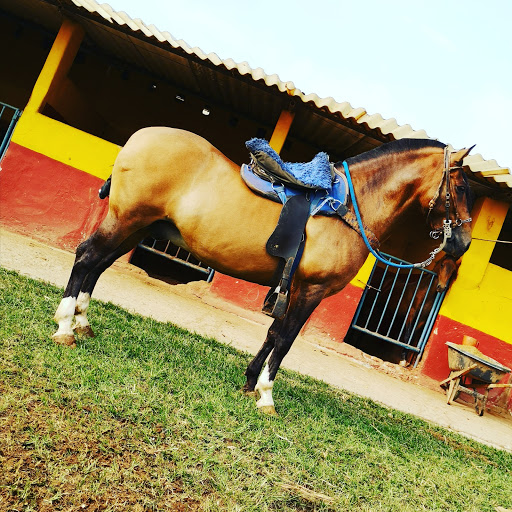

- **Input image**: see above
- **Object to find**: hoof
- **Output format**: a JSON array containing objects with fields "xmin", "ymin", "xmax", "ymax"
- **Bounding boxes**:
[
  {"xmin": 258, "ymin": 405, "xmax": 278, "ymax": 416},
  {"xmin": 52, "ymin": 333, "xmax": 77, "ymax": 348},
  {"xmin": 241, "ymin": 384, "xmax": 257, "ymax": 397},
  {"xmin": 74, "ymin": 325, "xmax": 95, "ymax": 338},
  {"xmin": 242, "ymin": 389, "xmax": 258, "ymax": 398}
]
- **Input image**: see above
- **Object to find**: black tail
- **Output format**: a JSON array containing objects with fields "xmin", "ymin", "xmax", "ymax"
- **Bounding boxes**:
[{"xmin": 98, "ymin": 175, "xmax": 112, "ymax": 199}]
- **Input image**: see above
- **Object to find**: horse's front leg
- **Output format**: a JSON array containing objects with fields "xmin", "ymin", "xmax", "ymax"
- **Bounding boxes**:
[
  {"xmin": 242, "ymin": 319, "xmax": 280, "ymax": 395},
  {"xmin": 251, "ymin": 281, "xmax": 325, "ymax": 415}
]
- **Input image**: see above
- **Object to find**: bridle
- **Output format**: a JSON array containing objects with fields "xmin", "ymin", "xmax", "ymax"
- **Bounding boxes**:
[
  {"xmin": 426, "ymin": 145, "xmax": 472, "ymax": 250},
  {"xmin": 342, "ymin": 145, "xmax": 472, "ymax": 269}
]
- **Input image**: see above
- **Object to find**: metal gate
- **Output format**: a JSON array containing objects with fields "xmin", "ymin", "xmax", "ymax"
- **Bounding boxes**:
[
  {"xmin": 0, "ymin": 101, "xmax": 21, "ymax": 161},
  {"xmin": 349, "ymin": 254, "xmax": 448, "ymax": 366},
  {"xmin": 136, "ymin": 237, "xmax": 215, "ymax": 282}
]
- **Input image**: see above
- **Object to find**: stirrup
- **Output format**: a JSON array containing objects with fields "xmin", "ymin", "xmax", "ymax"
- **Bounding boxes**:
[{"xmin": 262, "ymin": 286, "xmax": 288, "ymax": 319}]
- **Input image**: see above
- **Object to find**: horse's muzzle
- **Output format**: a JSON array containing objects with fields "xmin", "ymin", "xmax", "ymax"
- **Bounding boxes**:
[{"xmin": 444, "ymin": 231, "xmax": 472, "ymax": 259}]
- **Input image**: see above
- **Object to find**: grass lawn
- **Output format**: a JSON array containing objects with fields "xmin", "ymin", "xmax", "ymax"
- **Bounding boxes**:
[{"xmin": 1, "ymin": 267, "xmax": 511, "ymax": 511}]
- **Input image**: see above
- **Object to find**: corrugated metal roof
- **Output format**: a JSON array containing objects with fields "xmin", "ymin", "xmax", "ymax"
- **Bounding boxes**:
[
  {"xmin": 2, "ymin": 0, "xmax": 510, "ymax": 194},
  {"xmin": 83, "ymin": 0, "xmax": 430, "ymax": 136}
]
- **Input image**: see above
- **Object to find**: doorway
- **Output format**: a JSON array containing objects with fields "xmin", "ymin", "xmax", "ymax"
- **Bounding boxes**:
[{"xmin": 345, "ymin": 254, "xmax": 448, "ymax": 366}]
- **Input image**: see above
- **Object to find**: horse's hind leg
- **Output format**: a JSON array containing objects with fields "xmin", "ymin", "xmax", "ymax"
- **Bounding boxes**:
[
  {"xmin": 53, "ymin": 232, "xmax": 107, "ymax": 347},
  {"xmin": 246, "ymin": 281, "xmax": 325, "ymax": 415},
  {"xmin": 53, "ymin": 217, "xmax": 147, "ymax": 347},
  {"xmin": 72, "ymin": 230, "xmax": 149, "ymax": 338}
]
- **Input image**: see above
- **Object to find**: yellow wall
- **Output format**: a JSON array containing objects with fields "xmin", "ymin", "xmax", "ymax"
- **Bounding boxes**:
[
  {"xmin": 12, "ymin": 112, "xmax": 119, "ymax": 179},
  {"xmin": 440, "ymin": 263, "xmax": 512, "ymax": 343},
  {"xmin": 10, "ymin": 18, "xmax": 120, "ymax": 179},
  {"xmin": 440, "ymin": 197, "xmax": 511, "ymax": 343},
  {"xmin": 269, "ymin": 110, "xmax": 295, "ymax": 153}
]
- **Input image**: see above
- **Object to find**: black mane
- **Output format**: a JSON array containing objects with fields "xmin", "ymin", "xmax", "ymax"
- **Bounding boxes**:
[{"xmin": 345, "ymin": 138, "xmax": 446, "ymax": 166}]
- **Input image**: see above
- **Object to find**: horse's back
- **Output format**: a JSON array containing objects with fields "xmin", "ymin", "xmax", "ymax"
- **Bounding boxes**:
[
  {"xmin": 109, "ymin": 127, "xmax": 235, "ymax": 215},
  {"xmin": 115, "ymin": 127, "xmax": 228, "ymax": 176},
  {"xmin": 124, "ymin": 126, "xmax": 214, "ymax": 151}
]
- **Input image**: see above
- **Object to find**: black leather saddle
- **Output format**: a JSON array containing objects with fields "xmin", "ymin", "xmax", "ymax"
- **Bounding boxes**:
[{"xmin": 243, "ymin": 139, "xmax": 348, "ymax": 319}]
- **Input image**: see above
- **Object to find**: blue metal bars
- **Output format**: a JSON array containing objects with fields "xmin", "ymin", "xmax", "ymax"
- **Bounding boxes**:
[
  {"xmin": 350, "ymin": 254, "xmax": 446, "ymax": 366},
  {"xmin": 137, "ymin": 237, "xmax": 215, "ymax": 282},
  {"xmin": 0, "ymin": 101, "xmax": 21, "ymax": 162}
]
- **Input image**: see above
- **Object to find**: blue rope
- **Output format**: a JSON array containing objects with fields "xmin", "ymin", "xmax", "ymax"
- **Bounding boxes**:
[{"xmin": 342, "ymin": 161, "xmax": 419, "ymax": 269}]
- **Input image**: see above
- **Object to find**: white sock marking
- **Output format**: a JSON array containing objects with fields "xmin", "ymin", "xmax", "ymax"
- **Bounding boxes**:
[
  {"xmin": 74, "ymin": 292, "xmax": 91, "ymax": 329},
  {"xmin": 53, "ymin": 296, "xmax": 77, "ymax": 336},
  {"xmin": 255, "ymin": 364, "xmax": 274, "ymax": 408}
]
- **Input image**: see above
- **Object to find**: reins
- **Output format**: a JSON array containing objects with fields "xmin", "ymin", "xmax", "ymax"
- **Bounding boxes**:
[{"xmin": 342, "ymin": 145, "xmax": 471, "ymax": 269}]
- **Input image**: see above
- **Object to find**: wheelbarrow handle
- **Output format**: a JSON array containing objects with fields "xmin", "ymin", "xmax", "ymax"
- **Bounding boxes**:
[{"xmin": 439, "ymin": 364, "xmax": 478, "ymax": 388}]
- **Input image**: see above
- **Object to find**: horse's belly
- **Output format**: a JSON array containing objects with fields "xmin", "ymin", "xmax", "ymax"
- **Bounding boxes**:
[
  {"xmin": 170, "ymin": 191, "xmax": 283, "ymax": 285},
  {"xmin": 183, "ymin": 227, "xmax": 278, "ymax": 285},
  {"xmin": 164, "ymin": 170, "xmax": 366, "ymax": 289}
]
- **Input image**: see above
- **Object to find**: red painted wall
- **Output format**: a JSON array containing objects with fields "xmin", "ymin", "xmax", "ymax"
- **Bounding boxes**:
[
  {"xmin": 420, "ymin": 316, "xmax": 512, "ymax": 380},
  {"xmin": 210, "ymin": 273, "xmax": 268, "ymax": 312},
  {"xmin": 303, "ymin": 283, "xmax": 364, "ymax": 341},
  {"xmin": 0, "ymin": 143, "xmax": 108, "ymax": 251},
  {"xmin": 211, "ymin": 272, "xmax": 364, "ymax": 341}
]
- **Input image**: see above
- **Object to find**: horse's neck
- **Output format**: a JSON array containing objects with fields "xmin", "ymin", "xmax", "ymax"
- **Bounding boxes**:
[{"xmin": 350, "ymin": 151, "xmax": 438, "ymax": 241}]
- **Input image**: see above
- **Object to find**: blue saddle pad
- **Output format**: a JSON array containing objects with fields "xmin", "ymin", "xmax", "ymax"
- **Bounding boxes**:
[
  {"xmin": 241, "ymin": 164, "xmax": 348, "ymax": 217},
  {"xmin": 246, "ymin": 138, "xmax": 332, "ymax": 190}
]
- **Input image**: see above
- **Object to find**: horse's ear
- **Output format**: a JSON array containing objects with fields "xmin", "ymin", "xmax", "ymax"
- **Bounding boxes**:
[{"xmin": 450, "ymin": 145, "xmax": 476, "ymax": 166}]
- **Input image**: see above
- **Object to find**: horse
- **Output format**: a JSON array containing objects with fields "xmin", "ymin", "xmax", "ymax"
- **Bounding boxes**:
[{"xmin": 52, "ymin": 127, "xmax": 473, "ymax": 415}]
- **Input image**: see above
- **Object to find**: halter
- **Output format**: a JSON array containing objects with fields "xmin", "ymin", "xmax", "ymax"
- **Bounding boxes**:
[
  {"xmin": 342, "ymin": 145, "xmax": 471, "ymax": 269},
  {"xmin": 427, "ymin": 145, "xmax": 472, "ymax": 243}
]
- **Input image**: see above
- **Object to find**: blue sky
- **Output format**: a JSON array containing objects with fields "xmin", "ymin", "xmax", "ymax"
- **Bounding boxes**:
[{"xmin": 104, "ymin": 0, "xmax": 512, "ymax": 168}]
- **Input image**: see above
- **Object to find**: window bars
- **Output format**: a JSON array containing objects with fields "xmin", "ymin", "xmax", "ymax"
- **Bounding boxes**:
[{"xmin": 0, "ymin": 101, "xmax": 21, "ymax": 162}]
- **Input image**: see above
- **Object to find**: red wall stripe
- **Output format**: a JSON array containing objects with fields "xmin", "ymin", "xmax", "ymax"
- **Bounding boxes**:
[{"xmin": 0, "ymin": 143, "xmax": 108, "ymax": 251}]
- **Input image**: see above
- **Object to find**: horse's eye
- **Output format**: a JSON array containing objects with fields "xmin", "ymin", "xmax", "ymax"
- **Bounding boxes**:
[{"xmin": 456, "ymin": 185, "xmax": 466, "ymax": 193}]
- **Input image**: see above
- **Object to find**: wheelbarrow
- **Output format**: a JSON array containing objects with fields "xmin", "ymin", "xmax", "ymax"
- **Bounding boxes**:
[{"xmin": 440, "ymin": 342, "xmax": 512, "ymax": 416}]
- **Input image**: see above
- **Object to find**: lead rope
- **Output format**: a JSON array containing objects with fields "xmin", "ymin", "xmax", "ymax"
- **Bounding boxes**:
[{"xmin": 342, "ymin": 153, "xmax": 452, "ymax": 269}]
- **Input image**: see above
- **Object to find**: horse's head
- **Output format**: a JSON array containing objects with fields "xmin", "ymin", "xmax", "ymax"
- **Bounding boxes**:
[
  {"xmin": 428, "ymin": 146, "xmax": 474, "ymax": 260},
  {"xmin": 433, "ymin": 255, "xmax": 459, "ymax": 292}
]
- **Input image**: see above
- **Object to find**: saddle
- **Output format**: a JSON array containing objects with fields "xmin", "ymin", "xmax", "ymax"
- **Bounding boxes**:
[{"xmin": 243, "ymin": 138, "xmax": 354, "ymax": 319}]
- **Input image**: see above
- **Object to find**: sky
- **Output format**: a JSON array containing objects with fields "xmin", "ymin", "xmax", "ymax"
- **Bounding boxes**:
[{"xmin": 104, "ymin": 0, "xmax": 512, "ymax": 168}]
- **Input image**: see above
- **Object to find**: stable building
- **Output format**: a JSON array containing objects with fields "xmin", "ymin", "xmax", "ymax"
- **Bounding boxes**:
[{"xmin": 1, "ymin": 0, "xmax": 511, "ymax": 412}]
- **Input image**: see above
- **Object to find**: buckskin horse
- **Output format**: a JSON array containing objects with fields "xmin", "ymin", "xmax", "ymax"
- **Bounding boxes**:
[{"xmin": 52, "ymin": 127, "xmax": 473, "ymax": 415}]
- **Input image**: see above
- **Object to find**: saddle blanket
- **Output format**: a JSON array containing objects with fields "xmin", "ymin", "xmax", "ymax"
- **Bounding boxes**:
[
  {"xmin": 241, "ymin": 163, "xmax": 348, "ymax": 217},
  {"xmin": 245, "ymin": 138, "xmax": 333, "ymax": 190}
]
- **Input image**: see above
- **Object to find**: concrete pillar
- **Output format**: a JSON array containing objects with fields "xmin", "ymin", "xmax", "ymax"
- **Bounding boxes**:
[
  {"xmin": 25, "ymin": 18, "xmax": 85, "ymax": 113},
  {"xmin": 269, "ymin": 109, "xmax": 295, "ymax": 154}
]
